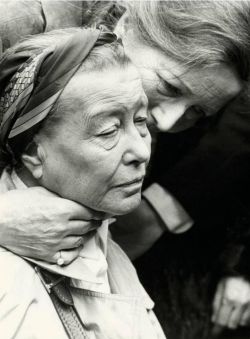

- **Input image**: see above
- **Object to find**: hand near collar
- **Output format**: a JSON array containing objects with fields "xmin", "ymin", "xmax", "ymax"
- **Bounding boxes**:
[{"xmin": 0, "ymin": 187, "xmax": 102, "ymax": 265}]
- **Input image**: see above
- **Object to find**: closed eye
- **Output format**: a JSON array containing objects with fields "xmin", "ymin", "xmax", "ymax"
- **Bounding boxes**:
[
  {"xmin": 134, "ymin": 116, "xmax": 149, "ymax": 137},
  {"xmin": 135, "ymin": 116, "xmax": 148, "ymax": 124},
  {"xmin": 98, "ymin": 126, "xmax": 119, "ymax": 138},
  {"xmin": 157, "ymin": 77, "xmax": 182, "ymax": 98}
]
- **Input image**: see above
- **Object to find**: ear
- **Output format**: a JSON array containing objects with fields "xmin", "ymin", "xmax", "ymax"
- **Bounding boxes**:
[{"xmin": 21, "ymin": 144, "xmax": 45, "ymax": 180}]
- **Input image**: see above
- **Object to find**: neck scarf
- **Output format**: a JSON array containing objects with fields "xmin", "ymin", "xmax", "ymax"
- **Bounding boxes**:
[{"xmin": 0, "ymin": 28, "xmax": 117, "ymax": 156}]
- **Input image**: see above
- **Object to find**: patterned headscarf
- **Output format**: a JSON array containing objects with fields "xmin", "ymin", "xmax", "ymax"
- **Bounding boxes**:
[{"xmin": 0, "ymin": 28, "xmax": 117, "ymax": 160}]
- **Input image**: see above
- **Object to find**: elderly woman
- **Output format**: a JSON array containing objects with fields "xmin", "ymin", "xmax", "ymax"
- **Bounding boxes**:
[
  {"xmin": 1, "ymin": 0, "xmax": 250, "ymax": 336},
  {"xmin": 0, "ymin": 27, "xmax": 167, "ymax": 339}
]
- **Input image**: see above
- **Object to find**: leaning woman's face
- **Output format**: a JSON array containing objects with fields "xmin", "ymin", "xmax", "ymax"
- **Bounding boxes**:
[
  {"xmin": 122, "ymin": 36, "xmax": 243, "ymax": 132},
  {"xmin": 37, "ymin": 65, "xmax": 150, "ymax": 216}
]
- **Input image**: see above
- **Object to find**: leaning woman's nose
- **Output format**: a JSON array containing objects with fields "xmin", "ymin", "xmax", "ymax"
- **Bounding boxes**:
[
  {"xmin": 150, "ymin": 102, "xmax": 187, "ymax": 132},
  {"xmin": 123, "ymin": 133, "xmax": 151, "ymax": 165}
]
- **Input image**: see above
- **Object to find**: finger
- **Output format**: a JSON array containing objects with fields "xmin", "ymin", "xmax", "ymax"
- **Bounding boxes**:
[
  {"xmin": 63, "ymin": 200, "xmax": 105, "ymax": 220},
  {"xmin": 52, "ymin": 246, "xmax": 83, "ymax": 265},
  {"xmin": 60, "ymin": 247, "xmax": 83, "ymax": 265},
  {"xmin": 67, "ymin": 220, "xmax": 102, "ymax": 236},
  {"xmin": 27, "ymin": 188, "xmax": 103, "ymax": 220},
  {"xmin": 59, "ymin": 236, "xmax": 85, "ymax": 250},
  {"xmin": 240, "ymin": 306, "xmax": 250, "ymax": 326},
  {"xmin": 227, "ymin": 305, "xmax": 244, "ymax": 329},
  {"xmin": 215, "ymin": 302, "xmax": 233, "ymax": 327},
  {"xmin": 212, "ymin": 282, "xmax": 225, "ymax": 323}
]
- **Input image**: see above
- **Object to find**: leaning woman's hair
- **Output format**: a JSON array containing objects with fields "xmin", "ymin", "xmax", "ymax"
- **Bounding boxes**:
[
  {"xmin": 0, "ymin": 27, "xmax": 130, "ymax": 167},
  {"xmin": 125, "ymin": 0, "xmax": 250, "ymax": 80}
]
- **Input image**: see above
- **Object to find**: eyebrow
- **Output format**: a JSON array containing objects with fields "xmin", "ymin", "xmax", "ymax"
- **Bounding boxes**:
[{"xmin": 88, "ymin": 99, "xmax": 147, "ymax": 119}]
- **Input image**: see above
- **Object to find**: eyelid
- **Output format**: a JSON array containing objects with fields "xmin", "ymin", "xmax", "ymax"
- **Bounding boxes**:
[
  {"xmin": 157, "ymin": 75, "xmax": 182, "ymax": 97},
  {"xmin": 98, "ymin": 124, "xmax": 119, "ymax": 136},
  {"xmin": 135, "ymin": 116, "xmax": 148, "ymax": 122},
  {"xmin": 135, "ymin": 107, "xmax": 149, "ymax": 119}
]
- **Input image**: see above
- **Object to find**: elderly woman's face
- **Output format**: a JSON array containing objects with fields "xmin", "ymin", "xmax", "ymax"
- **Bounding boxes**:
[
  {"xmin": 36, "ymin": 65, "xmax": 150, "ymax": 216},
  {"xmin": 122, "ymin": 36, "xmax": 243, "ymax": 132}
]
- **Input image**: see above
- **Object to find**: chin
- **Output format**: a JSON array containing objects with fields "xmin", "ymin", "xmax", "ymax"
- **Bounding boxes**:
[
  {"xmin": 109, "ymin": 193, "xmax": 142, "ymax": 216},
  {"xmin": 116, "ymin": 194, "xmax": 141, "ymax": 215}
]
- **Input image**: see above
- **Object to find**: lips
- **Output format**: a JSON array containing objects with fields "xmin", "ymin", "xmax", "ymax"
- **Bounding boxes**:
[{"xmin": 115, "ymin": 176, "xmax": 145, "ymax": 187}]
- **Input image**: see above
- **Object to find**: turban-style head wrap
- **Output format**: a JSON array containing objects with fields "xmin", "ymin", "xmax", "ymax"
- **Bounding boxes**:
[{"xmin": 0, "ymin": 28, "xmax": 118, "ymax": 164}]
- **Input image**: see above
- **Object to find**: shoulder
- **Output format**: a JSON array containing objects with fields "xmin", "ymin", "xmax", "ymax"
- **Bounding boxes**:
[
  {"xmin": 0, "ymin": 249, "xmax": 42, "ymax": 338},
  {"xmin": 0, "ymin": 248, "xmax": 36, "ymax": 294}
]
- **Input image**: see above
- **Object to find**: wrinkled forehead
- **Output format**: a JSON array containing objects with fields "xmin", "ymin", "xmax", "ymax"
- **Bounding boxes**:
[{"xmin": 60, "ymin": 65, "xmax": 147, "ymax": 120}]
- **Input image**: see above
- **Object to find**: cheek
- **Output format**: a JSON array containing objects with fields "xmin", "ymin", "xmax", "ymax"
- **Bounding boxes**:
[
  {"xmin": 41, "ymin": 147, "xmax": 74, "ymax": 192},
  {"xmin": 86, "ymin": 155, "xmax": 121, "ymax": 191},
  {"xmin": 70, "ymin": 160, "xmax": 122, "ymax": 211},
  {"xmin": 38, "ymin": 138, "xmax": 82, "ymax": 191},
  {"xmin": 49, "ymin": 146, "xmax": 122, "ymax": 206},
  {"xmin": 76, "ymin": 150, "xmax": 127, "ymax": 209},
  {"xmin": 144, "ymin": 133, "xmax": 152, "ymax": 158},
  {"xmin": 40, "ymin": 132, "xmax": 130, "ymax": 212}
]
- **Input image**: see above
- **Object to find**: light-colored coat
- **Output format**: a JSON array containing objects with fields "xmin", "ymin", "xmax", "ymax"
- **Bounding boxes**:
[{"xmin": 0, "ymin": 169, "xmax": 166, "ymax": 339}]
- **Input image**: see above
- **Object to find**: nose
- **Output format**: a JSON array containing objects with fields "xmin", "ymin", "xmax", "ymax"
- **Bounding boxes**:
[
  {"xmin": 122, "ymin": 129, "xmax": 151, "ymax": 166},
  {"xmin": 150, "ymin": 100, "xmax": 187, "ymax": 132}
]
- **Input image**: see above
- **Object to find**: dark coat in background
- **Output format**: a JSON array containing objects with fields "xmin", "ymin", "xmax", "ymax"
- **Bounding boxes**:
[{"xmin": 136, "ymin": 90, "xmax": 250, "ymax": 339}]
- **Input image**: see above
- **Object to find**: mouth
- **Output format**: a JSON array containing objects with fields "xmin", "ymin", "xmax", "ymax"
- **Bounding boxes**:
[{"xmin": 114, "ymin": 176, "xmax": 145, "ymax": 188}]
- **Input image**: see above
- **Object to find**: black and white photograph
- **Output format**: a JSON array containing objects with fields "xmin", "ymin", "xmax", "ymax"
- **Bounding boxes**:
[{"xmin": 1, "ymin": 1, "xmax": 250, "ymax": 338}]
